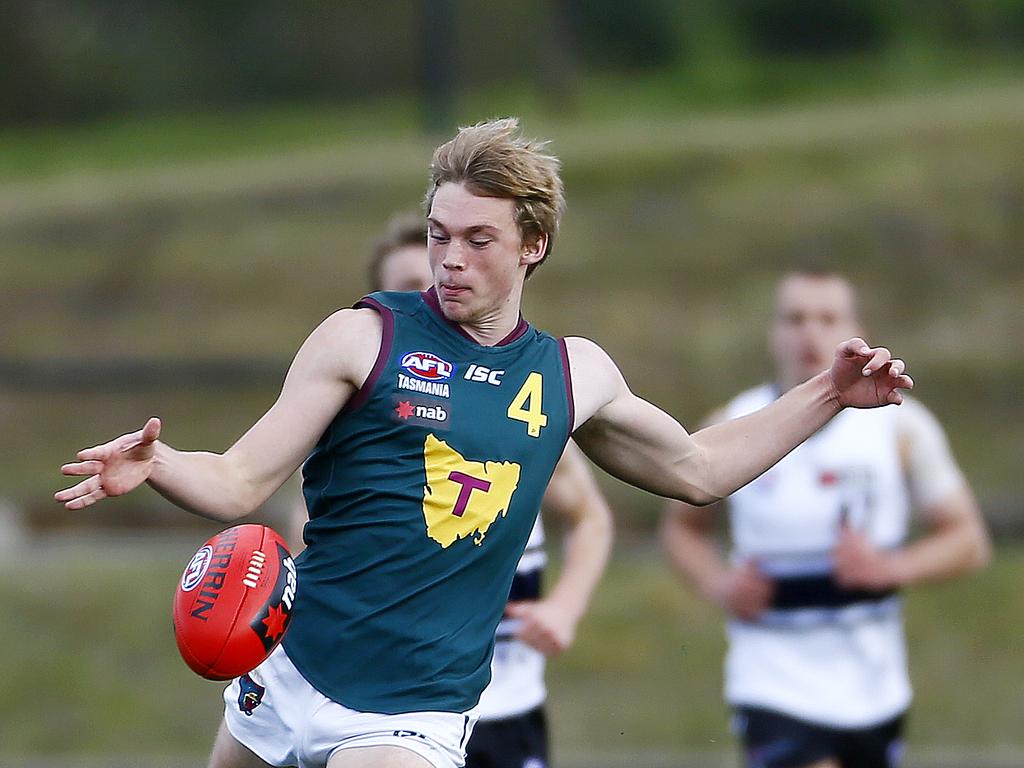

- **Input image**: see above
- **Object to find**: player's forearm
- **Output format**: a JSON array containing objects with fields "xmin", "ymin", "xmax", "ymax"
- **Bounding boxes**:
[
  {"xmin": 148, "ymin": 442, "xmax": 264, "ymax": 522},
  {"xmin": 691, "ymin": 371, "xmax": 840, "ymax": 500},
  {"xmin": 546, "ymin": 507, "xmax": 613, "ymax": 623},
  {"xmin": 660, "ymin": 510, "xmax": 730, "ymax": 604},
  {"xmin": 887, "ymin": 515, "xmax": 991, "ymax": 587}
]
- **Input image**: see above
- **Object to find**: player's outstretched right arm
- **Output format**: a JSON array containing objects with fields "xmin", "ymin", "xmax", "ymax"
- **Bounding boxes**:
[{"xmin": 55, "ymin": 307, "xmax": 383, "ymax": 522}]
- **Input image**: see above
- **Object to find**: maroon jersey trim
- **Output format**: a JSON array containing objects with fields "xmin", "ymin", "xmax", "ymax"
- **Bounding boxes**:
[{"xmin": 344, "ymin": 296, "xmax": 395, "ymax": 415}]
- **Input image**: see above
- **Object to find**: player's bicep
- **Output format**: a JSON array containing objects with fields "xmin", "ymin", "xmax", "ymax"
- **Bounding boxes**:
[
  {"xmin": 575, "ymin": 391, "xmax": 708, "ymax": 502},
  {"xmin": 225, "ymin": 309, "xmax": 380, "ymax": 494},
  {"xmin": 564, "ymin": 335, "xmax": 711, "ymax": 502}
]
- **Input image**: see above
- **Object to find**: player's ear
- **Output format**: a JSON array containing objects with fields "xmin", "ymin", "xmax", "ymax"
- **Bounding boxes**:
[{"xmin": 520, "ymin": 231, "xmax": 547, "ymax": 267}]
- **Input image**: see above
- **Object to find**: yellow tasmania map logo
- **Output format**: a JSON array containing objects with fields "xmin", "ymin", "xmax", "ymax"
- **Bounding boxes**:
[{"xmin": 422, "ymin": 434, "xmax": 521, "ymax": 547}]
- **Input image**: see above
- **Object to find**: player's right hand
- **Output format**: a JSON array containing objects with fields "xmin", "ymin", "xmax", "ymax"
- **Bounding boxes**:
[
  {"xmin": 714, "ymin": 559, "xmax": 775, "ymax": 621},
  {"xmin": 55, "ymin": 417, "xmax": 162, "ymax": 509}
]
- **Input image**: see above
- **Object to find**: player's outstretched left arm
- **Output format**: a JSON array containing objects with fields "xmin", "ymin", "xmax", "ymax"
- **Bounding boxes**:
[
  {"xmin": 507, "ymin": 440, "xmax": 614, "ymax": 656},
  {"xmin": 567, "ymin": 337, "xmax": 913, "ymax": 505}
]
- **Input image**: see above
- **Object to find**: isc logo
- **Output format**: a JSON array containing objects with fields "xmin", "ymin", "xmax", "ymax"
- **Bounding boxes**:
[
  {"xmin": 401, "ymin": 352, "xmax": 454, "ymax": 381},
  {"xmin": 464, "ymin": 363, "xmax": 504, "ymax": 386}
]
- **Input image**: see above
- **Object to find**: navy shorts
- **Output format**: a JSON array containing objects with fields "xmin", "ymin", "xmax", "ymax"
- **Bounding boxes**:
[
  {"xmin": 465, "ymin": 705, "xmax": 548, "ymax": 768},
  {"xmin": 734, "ymin": 705, "xmax": 906, "ymax": 768}
]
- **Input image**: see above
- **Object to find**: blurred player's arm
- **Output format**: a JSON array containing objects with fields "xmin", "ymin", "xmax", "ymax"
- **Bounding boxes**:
[
  {"xmin": 834, "ymin": 398, "xmax": 991, "ymax": 590},
  {"xmin": 565, "ymin": 336, "xmax": 912, "ymax": 505},
  {"xmin": 507, "ymin": 439, "xmax": 614, "ymax": 656},
  {"xmin": 659, "ymin": 408, "xmax": 774, "ymax": 620},
  {"xmin": 56, "ymin": 307, "xmax": 382, "ymax": 522}
]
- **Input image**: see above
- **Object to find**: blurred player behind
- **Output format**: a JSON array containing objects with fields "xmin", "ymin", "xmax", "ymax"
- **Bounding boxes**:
[{"xmin": 662, "ymin": 268, "xmax": 991, "ymax": 768}]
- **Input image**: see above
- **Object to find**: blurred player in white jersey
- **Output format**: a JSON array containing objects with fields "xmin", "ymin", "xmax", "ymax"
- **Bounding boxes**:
[
  {"xmin": 662, "ymin": 267, "xmax": 990, "ymax": 768},
  {"xmin": 289, "ymin": 212, "xmax": 615, "ymax": 768}
]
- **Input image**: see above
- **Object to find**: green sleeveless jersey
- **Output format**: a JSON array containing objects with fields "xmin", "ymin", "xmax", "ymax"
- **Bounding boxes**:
[{"xmin": 283, "ymin": 288, "xmax": 573, "ymax": 714}]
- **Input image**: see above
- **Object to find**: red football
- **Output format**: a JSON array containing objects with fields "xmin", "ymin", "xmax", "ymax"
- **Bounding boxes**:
[{"xmin": 173, "ymin": 524, "xmax": 297, "ymax": 681}]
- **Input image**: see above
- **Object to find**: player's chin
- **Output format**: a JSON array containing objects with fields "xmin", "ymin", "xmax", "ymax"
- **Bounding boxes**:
[{"xmin": 439, "ymin": 298, "xmax": 474, "ymax": 323}]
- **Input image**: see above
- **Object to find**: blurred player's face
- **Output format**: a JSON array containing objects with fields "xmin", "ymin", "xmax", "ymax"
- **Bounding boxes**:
[
  {"xmin": 770, "ymin": 274, "xmax": 862, "ymax": 390},
  {"xmin": 378, "ymin": 244, "xmax": 432, "ymax": 292},
  {"xmin": 427, "ymin": 182, "xmax": 545, "ymax": 324}
]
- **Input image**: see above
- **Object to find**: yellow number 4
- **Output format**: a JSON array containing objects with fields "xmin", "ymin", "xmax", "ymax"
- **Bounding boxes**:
[{"xmin": 507, "ymin": 372, "xmax": 548, "ymax": 437}]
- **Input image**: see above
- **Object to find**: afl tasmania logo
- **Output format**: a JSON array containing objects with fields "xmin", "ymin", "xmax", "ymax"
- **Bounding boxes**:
[
  {"xmin": 400, "ymin": 351, "xmax": 454, "ymax": 381},
  {"xmin": 181, "ymin": 545, "xmax": 213, "ymax": 592}
]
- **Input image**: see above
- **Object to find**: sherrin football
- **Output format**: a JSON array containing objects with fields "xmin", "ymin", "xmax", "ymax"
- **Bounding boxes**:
[{"xmin": 173, "ymin": 524, "xmax": 297, "ymax": 681}]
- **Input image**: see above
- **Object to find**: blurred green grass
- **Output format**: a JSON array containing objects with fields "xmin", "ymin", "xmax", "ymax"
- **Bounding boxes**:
[{"xmin": 1, "ymin": 542, "xmax": 1019, "ymax": 761}]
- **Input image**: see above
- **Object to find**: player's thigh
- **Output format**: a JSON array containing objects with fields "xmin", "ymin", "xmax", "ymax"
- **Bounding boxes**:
[
  {"xmin": 208, "ymin": 719, "xmax": 278, "ymax": 768},
  {"xmin": 328, "ymin": 745, "xmax": 435, "ymax": 768}
]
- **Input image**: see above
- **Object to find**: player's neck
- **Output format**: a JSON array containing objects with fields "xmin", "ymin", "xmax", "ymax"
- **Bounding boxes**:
[
  {"xmin": 458, "ymin": 300, "xmax": 525, "ymax": 346},
  {"xmin": 424, "ymin": 286, "xmax": 528, "ymax": 347}
]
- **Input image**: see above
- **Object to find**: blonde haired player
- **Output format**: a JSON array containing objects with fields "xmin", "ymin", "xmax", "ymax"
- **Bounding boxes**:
[
  {"xmin": 59, "ymin": 120, "xmax": 913, "ymax": 768},
  {"xmin": 286, "ymin": 211, "xmax": 613, "ymax": 768}
]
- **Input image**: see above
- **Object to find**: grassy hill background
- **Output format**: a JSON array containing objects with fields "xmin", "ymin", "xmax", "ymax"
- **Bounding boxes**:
[
  {"xmin": 1, "ymin": 77, "xmax": 1022, "ymax": 764},
  {"xmin": 3, "ymin": 82, "xmax": 1021, "ymax": 527}
]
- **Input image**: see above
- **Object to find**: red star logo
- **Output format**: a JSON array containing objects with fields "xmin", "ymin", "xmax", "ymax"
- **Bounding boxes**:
[
  {"xmin": 262, "ymin": 604, "xmax": 288, "ymax": 642},
  {"xmin": 395, "ymin": 401, "xmax": 415, "ymax": 420}
]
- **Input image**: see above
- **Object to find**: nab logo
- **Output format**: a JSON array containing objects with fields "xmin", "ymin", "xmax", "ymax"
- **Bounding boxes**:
[
  {"xmin": 464, "ymin": 363, "xmax": 504, "ymax": 386},
  {"xmin": 180, "ymin": 546, "xmax": 212, "ymax": 592},
  {"xmin": 401, "ymin": 352, "xmax": 454, "ymax": 382},
  {"xmin": 396, "ymin": 400, "xmax": 448, "ymax": 423}
]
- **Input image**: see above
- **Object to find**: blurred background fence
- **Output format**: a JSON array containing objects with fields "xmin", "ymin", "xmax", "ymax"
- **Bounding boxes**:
[{"xmin": 2, "ymin": 1, "xmax": 1022, "ymax": 765}]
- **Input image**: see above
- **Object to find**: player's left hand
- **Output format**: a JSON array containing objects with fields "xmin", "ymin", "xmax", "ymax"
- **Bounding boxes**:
[
  {"xmin": 833, "ymin": 521, "xmax": 901, "ymax": 591},
  {"xmin": 506, "ymin": 599, "xmax": 576, "ymax": 657},
  {"xmin": 828, "ymin": 338, "xmax": 913, "ymax": 409}
]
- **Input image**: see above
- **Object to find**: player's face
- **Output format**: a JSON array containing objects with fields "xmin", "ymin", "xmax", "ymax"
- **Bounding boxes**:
[
  {"xmin": 770, "ymin": 274, "xmax": 862, "ymax": 390},
  {"xmin": 378, "ymin": 244, "xmax": 432, "ymax": 292},
  {"xmin": 427, "ymin": 182, "xmax": 544, "ymax": 324}
]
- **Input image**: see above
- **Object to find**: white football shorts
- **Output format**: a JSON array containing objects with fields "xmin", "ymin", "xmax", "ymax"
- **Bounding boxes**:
[{"xmin": 223, "ymin": 645, "xmax": 477, "ymax": 768}]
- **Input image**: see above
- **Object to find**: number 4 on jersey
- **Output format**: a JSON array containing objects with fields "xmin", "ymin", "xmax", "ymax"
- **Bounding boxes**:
[{"xmin": 507, "ymin": 372, "xmax": 548, "ymax": 437}]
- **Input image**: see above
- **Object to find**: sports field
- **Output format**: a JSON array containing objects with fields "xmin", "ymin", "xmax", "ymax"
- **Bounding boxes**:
[
  {"xmin": 3, "ymin": 79, "xmax": 1022, "ymax": 766},
  {"xmin": 1, "ymin": 536, "xmax": 1020, "ymax": 766}
]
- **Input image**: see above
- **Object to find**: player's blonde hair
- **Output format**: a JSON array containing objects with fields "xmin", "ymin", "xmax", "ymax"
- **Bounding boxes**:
[{"xmin": 426, "ymin": 117, "xmax": 566, "ymax": 277}]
